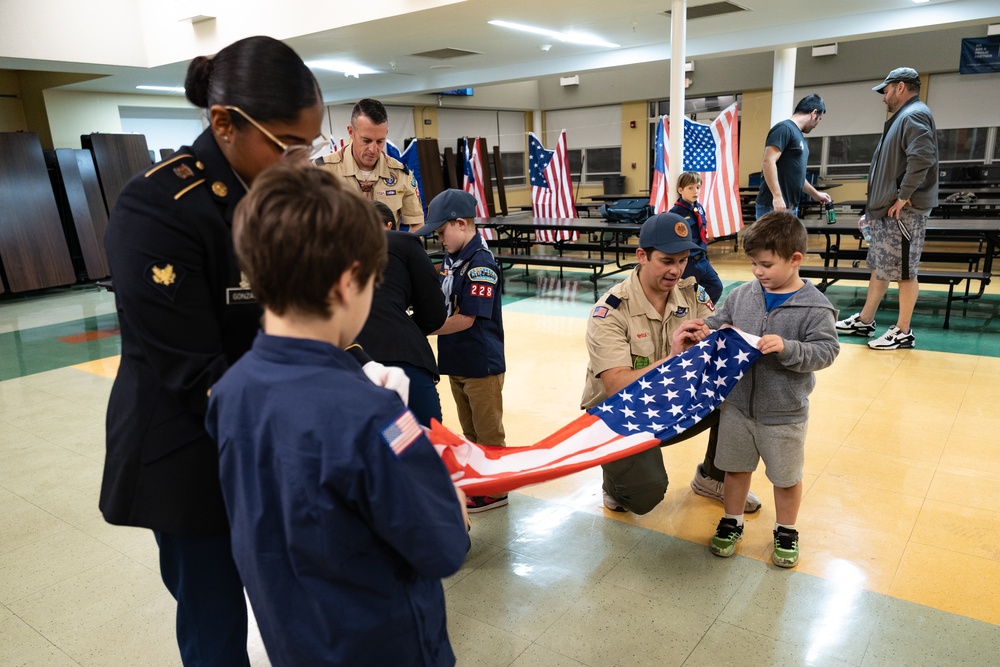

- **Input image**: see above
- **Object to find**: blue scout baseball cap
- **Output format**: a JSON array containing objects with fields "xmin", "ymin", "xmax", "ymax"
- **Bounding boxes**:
[
  {"xmin": 638, "ymin": 212, "xmax": 702, "ymax": 254},
  {"xmin": 416, "ymin": 189, "xmax": 478, "ymax": 236}
]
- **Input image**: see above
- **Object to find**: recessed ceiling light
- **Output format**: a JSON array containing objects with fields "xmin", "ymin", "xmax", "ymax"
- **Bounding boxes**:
[
  {"xmin": 488, "ymin": 19, "xmax": 620, "ymax": 48},
  {"xmin": 305, "ymin": 60, "xmax": 379, "ymax": 77},
  {"xmin": 136, "ymin": 85, "xmax": 185, "ymax": 94},
  {"xmin": 912, "ymin": 0, "xmax": 930, "ymax": 4}
]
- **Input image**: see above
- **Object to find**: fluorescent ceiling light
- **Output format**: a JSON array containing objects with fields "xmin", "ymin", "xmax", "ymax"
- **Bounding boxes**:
[
  {"xmin": 306, "ymin": 60, "xmax": 379, "ymax": 78},
  {"xmin": 912, "ymin": 0, "xmax": 930, "ymax": 4},
  {"xmin": 488, "ymin": 20, "xmax": 620, "ymax": 48},
  {"xmin": 136, "ymin": 85, "xmax": 185, "ymax": 94}
]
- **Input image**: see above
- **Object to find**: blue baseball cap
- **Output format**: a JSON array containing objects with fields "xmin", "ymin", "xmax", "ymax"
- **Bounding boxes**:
[
  {"xmin": 638, "ymin": 212, "xmax": 702, "ymax": 254},
  {"xmin": 416, "ymin": 189, "xmax": 477, "ymax": 236}
]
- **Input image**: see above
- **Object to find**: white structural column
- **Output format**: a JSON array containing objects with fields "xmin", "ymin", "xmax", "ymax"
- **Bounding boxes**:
[
  {"xmin": 668, "ymin": 0, "xmax": 687, "ymax": 204},
  {"xmin": 770, "ymin": 47, "xmax": 797, "ymax": 127},
  {"xmin": 532, "ymin": 110, "xmax": 543, "ymax": 140}
]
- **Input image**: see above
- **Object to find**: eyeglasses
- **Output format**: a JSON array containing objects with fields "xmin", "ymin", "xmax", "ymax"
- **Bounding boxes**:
[{"xmin": 224, "ymin": 106, "xmax": 329, "ymax": 160}]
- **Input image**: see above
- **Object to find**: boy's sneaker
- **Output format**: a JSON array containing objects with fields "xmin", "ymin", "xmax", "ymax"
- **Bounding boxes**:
[
  {"xmin": 710, "ymin": 517, "xmax": 744, "ymax": 558},
  {"xmin": 690, "ymin": 464, "xmax": 762, "ymax": 514},
  {"xmin": 772, "ymin": 527, "xmax": 800, "ymax": 568},
  {"xmin": 466, "ymin": 494, "xmax": 508, "ymax": 513},
  {"xmin": 602, "ymin": 489, "xmax": 627, "ymax": 512},
  {"xmin": 867, "ymin": 325, "xmax": 915, "ymax": 350},
  {"xmin": 835, "ymin": 313, "xmax": 877, "ymax": 337}
]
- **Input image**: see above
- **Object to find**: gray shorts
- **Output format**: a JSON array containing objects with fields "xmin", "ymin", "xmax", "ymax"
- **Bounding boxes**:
[
  {"xmin": 715, "ymin": 402, "xmax": 807, "ymax": 488},
  {"xmin": 866, "ymin": 208, "xmax": 927, "ymax": 281}
]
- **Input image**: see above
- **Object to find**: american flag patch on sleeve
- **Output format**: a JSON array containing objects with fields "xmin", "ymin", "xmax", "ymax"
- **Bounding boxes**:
[{"xmin": 381, "ymin": 410, "xmax": 423, "ymax": 457}]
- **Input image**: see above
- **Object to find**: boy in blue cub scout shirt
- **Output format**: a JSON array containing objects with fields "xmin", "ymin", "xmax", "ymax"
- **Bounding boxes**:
[
  {"xmin": 418, "ymin": 189, "xmax": 508, "ymax": 514},
  {"xmin": 669, "ymin": 171, "xmax": 724, "ymax": 303},
  {"xmin": 703, "ymin": 211, "xmax": 839, "ymax": 569},
  {"xmin": 205, "ymin": 164, "xmax": 470, "ymax": 667}
]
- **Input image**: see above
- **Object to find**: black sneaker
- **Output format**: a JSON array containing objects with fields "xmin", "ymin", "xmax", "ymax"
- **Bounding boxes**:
[
  {"xmin": 466, "ymin": 494, "xmax": 508, "ymax": 513},
  {"xmin": 709, "ymin": 517, "xmax": 744, "ymax": 558},
  {"xmin": 835, "ymin": 313, "xmax": 876, "ymax": 337},
  {"xmin": 772, "ymin": 527, "xmax": 799, "ymax": 568}
]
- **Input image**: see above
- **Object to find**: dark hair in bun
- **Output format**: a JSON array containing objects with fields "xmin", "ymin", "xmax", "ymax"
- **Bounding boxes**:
[{"xmin": 183, "ymin": 36, "xmax": 320, "ymax": 125}]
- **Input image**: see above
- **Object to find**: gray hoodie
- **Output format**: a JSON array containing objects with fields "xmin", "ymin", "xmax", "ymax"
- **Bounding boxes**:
[{"xmin": 705, "ymin": 280, "xmax": 839, "ymax": 424}]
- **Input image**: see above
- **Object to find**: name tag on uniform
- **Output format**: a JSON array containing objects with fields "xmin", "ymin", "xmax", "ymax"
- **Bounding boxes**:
[
  {"xmin": 384, "ymin": 189, "xmax": 396, "ymax": 196},
  {"xmin": 226, "ymin": 288, "xmax": 257, "ymax": 305}
]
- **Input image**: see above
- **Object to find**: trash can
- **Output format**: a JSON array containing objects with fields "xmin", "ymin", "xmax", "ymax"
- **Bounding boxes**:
[{"xmin": 603, "ymin": 175, "xmax": 626, "ymax": 196}]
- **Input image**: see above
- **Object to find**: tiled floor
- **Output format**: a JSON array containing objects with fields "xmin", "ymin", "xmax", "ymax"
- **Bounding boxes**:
[{"xmin": 2, "ymin": 242, "xmax": 1000, "ymax": 666}]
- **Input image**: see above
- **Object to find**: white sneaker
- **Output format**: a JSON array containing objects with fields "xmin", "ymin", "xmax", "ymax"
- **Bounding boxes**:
[
  {"xmin": 602, "ymin": 489, "xmax": 626, "ymax": 512},
  {"xmin": 690, "ymin": 464, "xmax": 762, "ymax": 513},
  {"xmin": 868, "ymin": 325, "xmax": 915, "ymax": 350},
  {"xmin": 835, "ymin": 312, "xmax": 877, "ymax": 337}
]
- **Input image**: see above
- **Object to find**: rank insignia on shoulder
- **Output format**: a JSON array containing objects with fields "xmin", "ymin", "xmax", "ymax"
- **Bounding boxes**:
[
  {"xmin": 592, "ymin": 305, "xmax": 609, "ymax": 318},
  {"xmin": 173, "ymin": 164, "xmax": 195, "ymax": 180},
  {"xmin": 381, "ymin": 410, "xmax": 422, "ymax": 457},
  {"xmin": 211, "ymin": 181, "xmax": 228, "ymax": 198},
  {"xmin": 145, "ymin": 262, "xmax": 185, "ymax": 301},
  {"xmin": 696, "ymin": 285, "xmax": 715, "ymax": 312},
  {"xmin": 383, "ymin": 174, "xmax": 396, "ymax": 187}
]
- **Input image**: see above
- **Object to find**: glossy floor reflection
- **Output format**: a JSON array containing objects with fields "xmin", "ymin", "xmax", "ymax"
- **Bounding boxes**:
[{"xmin": 2, "ymin": 242, "xmax": 1000, "ymax": 666}]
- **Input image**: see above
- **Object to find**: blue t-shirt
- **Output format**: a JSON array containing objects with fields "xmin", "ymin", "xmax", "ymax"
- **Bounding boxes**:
[
  {"xmin": 756, "ymin": 119, "xmax": 808, "ymax": 208},
  {"xmin": 438, "ymin": 235, "xmax": 505, "ymax": 377},
  {"xmin": 763, "ymin": 284, "xmax": 800, "ymax": 311}
]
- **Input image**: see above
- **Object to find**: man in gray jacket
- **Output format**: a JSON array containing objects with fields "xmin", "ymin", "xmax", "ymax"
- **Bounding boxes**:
[{"xmin": 836, "ymin": 67, "xmax": 939, "ymax": 350}]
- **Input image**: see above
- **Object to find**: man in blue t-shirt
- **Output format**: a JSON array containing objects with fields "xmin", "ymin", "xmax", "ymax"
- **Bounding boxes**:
[
  {"xmin": 419, "ymin": 190, "xmax": 508, "ymax": 514},
  {"xmin": 755, "ymin": 94, "xmax": 832, "ymax": 219}
]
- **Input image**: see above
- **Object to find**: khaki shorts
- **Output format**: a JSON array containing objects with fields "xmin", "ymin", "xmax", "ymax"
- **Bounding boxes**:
[{"xmin": 866, "ymin": 208, "xmax": 927, "ymax": 281}]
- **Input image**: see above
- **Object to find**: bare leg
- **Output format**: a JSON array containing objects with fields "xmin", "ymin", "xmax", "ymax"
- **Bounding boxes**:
[
  {"xmin": 723, "ymin": 471, "xmax": 753, "ymax": 516},
  {"xmin": 773, "ymin": 481, "xmax": 803, "ymax": 526},
  {"xmin": 895, "ymin": 277, "xmax": 919, "ymax": 332},
  {"xmin": 859, "ymin": 271, "xmax": 889, "ymax": 323}
]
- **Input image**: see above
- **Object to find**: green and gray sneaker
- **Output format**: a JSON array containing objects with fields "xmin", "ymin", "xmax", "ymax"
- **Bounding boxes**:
[
  {"xmin": 710, "ymin": 517, "xmax": 743, "ymax": 558},
  {"xmin": 772, "ymin": 527, "xmax": 799, "ymax": 568}
]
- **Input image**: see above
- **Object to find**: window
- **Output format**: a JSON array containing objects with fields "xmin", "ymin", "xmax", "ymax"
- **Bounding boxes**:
[
  {"xmin": 493, "ymin": 151, "xmax": 525, "ymax": 188},
  {"xmin": 937, "ymin": 127, "xmax": 988, "ymax": 163},
  {"xmin": 805, "ymin": 137, "xmax": 822, "ymax": 167},
  {"xmin": 566, "ymin": 147, "xmax": 621, "ymax": 184}
]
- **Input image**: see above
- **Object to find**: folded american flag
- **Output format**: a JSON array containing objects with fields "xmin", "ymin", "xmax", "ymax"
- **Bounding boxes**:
[{"xmin": 428, "ymin": 328, "xmax": 762, "ymax": 496}]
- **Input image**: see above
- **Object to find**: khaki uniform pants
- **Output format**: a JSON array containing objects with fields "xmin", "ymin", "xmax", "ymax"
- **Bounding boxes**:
[{"xmin": 449, "ymin": 374, "xmax": 506, "ymax": 448}]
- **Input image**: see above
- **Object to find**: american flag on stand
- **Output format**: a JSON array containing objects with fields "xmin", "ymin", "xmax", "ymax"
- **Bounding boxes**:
[
  {"xmin": 427, "ymin": 328, "xmax": 762, "ymax": 496},
  {"xmin": 534, "ymin": 275, "xmax": 580, "ymax": 302},
  {"xmin": 649, "ymin": 103, "xmax": 743, "ymax": 238},
  {"xmin": 385, "ymin": 140, "xmax": 427, "ymax": 215},
  {"xmin": 529, "ymin": 131, "xmax": 579, "ymax": 244},
  {"xmin": 462, "ymin": 138, "xmax": 495, "ymax": 240}
]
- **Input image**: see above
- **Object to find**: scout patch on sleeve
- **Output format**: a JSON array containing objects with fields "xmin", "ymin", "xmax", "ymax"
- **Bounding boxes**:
[
  {"xmin": 469, "ymin": 283, "xmax": 494, "ymax": 298},
  {"xmin": 632, "ymin": 356, "xmax": 650, "ymax": 370},
  {"xmin": 467, "ymin": 267, "xmax": 498, "ymax": 284},
  {"xmin": 381, "ymin": 410, "xmax": 423, "ymax": 457},
  {"xmin": 592, "ymin": 305, "xmax": 609, "ymax": 318},
  {"xmin": 696, "ymin": 285, "xmax": 716, "ymax": 312},
  {"xmin": 144, "ymin": 262, "xmax": 185, "ymax": 301}
]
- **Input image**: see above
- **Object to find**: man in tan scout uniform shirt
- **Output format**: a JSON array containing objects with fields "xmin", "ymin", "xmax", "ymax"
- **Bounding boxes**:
[
  {"xmin": 582, "ymin": 212, "xmax": 762, "ymax": 516},
  {"xmin": 316, "ymin": 98, "xmax": 424, "ymax": 232}
]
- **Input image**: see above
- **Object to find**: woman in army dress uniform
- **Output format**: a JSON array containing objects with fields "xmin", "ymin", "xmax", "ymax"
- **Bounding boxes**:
[{"xmin": 99, "ymin": 36, "xmax": 327, "ymax": 665}]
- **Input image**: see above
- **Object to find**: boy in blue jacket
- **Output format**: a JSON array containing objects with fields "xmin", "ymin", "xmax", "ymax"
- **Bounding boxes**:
[
  {"xmin": 669, "ymin": 171, "xmax": 724, "ymax": 303},
  {"xmin": 206, "ymin": 164, "xmax": 470, "ymax": 667},
  {"xmin": 704, "ymin": 211, "xmax": 839, "ymax": 567}
]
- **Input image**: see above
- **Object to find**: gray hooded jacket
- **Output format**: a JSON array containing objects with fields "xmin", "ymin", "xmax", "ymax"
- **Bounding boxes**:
[{"xmin": 705, "ymin": 280, "xmax": 839, "ymax": 424}]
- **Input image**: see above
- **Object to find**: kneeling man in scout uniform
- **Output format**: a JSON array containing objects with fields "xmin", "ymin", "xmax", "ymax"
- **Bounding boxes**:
[
  {"xmin": 316, "ymin": 98, "xmax": 424, "ymax": 232},
  {"xmin": 581, "ymin": 212, "xmax": 762, "ymax": 515}
]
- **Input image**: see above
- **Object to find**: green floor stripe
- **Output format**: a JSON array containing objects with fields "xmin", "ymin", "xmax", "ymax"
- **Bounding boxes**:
[{"xmin": 0, "ymin": 313, "xmax": 121, "ymax": 381}]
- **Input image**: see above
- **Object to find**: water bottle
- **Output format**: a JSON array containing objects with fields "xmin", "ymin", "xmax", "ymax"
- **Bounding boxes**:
[
  {"xmin": 825, "ymin": 201, "xmax": 837, "ymax": 224},
  {"xmin": 858, "ymin": 215, "xmax": 872, "ymax": 243}
]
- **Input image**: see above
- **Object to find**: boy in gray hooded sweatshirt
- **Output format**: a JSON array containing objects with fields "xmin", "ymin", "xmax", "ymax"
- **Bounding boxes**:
[{"xmin": 704, "ymin": 211, "xmax": 839, "ymax": 567}]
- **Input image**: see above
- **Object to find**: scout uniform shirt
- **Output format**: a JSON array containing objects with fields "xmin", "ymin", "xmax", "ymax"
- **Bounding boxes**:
[
  {"xmin": 316, "ymin": 144, "xmax": 424, "ymax": 228},
  {"xmin": 581, "ymin": 269, "xmax": 715, "ymax": 410}
]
